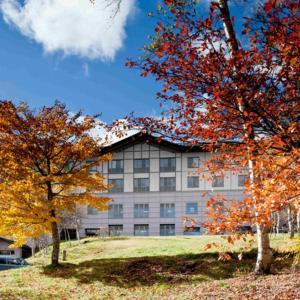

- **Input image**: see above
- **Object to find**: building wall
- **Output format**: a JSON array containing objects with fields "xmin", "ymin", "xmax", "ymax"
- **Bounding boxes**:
[
  {"xmin": 80, "ymin": 142, "xmax": 247, "ymax": 236},
  {"xmin": 0, "ymin": 240, "xmax": 22, "ymax": 258}
]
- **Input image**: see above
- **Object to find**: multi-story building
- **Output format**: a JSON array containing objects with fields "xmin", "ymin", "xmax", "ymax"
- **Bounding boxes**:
[{"xmin": 80, "ymin": 133, "xmax": 247, "ymax": 237}]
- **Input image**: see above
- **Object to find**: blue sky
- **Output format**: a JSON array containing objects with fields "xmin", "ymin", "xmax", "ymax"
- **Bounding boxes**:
[{"xmin": 0, "ymin": 0, "xmax": 255, "ymax": 123}]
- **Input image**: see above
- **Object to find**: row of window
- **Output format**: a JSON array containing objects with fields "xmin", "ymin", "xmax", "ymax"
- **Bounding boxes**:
[
  {"xmin": 0, "ymin": 250, "xmax": 15, "ymax": 255},
  {"xmin": 106, "ymin": 158, "xmax": 176, "ymax": 174},
  {"xmin": 85, "ymin": 224, "xmax": 201, "ymax": 237},
  {"xmin": 107, "ymin": 175, "xmax": 247, "ymax": 193},
  {"xmin": 88, "ymin": 202, "xmax": 201, "ymax": 218},
  {"xmin": 98, "ymin": 157, "xmax": 206, "ymax": 174},
  {"xmin": 94, "ymin": 158, "xmax": 247, "ymax": 184}
]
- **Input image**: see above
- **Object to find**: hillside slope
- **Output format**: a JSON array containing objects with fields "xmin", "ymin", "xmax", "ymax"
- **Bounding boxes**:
[{"xmin": 0, "ymin": 235, "xmax": 298, "ymax": 300}]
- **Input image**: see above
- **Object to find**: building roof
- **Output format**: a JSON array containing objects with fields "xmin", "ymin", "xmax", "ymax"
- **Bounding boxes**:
[
  {"xmin": 0, "ymin": 237, "xmax": 14, "ymax": 244},
  {"xmin": 101, "ymin": 132, "xmax": 207, "ymax": 154},
  {"xmin": 0, "ymin": 237, "xmax": 31, "ymax": 249}
]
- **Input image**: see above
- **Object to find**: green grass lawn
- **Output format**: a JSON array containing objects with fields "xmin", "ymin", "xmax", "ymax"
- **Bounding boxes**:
[{"xmin": 0, "ymin": 235, "xmax": 298, "ymax": 300}]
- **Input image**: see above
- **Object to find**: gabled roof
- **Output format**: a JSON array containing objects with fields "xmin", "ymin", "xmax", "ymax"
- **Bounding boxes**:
[
  {"xmin": 101, "ymin": 132, "xmax": 207, "ymax": 154},
  {"xmin": 0, "ymin": 237, "xmax": 30, "ymax": 249},
  {"xmin": 0, "ymin": 237, "xmax": 14, "ymax": 244}
]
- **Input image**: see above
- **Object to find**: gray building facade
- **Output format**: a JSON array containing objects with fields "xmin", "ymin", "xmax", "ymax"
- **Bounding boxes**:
[{"xmin": 80, "ymin": 133, "xmax": 247, "ymax": 237}]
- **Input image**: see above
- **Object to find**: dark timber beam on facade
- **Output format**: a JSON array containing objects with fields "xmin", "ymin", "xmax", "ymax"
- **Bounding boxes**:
[{"xmin": 100, "ymin": 132, "xmax": 242, "ymax": 155}]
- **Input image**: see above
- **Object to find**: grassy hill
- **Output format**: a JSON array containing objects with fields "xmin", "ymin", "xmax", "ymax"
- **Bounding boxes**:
[{"xmin": 0, "ymin": 235, "xmax": 298, "ymax": 300}]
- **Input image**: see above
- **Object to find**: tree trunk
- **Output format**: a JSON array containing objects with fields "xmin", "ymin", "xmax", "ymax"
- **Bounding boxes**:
[
  {"xmin": 297, "ymin": 209, "xmax": 300, "ymax": 234},
  {"xmin": 51, "ymin": 221, "xmax": 60, "ymax": 266},
  {"xmin": 31, "ymin": 238, "xmax": 36, "ymax": 257},
  {"xmin": 218, "ymin": 0, "xmax": 273, "ymax": 275},
  {"xmin": 63, "ymin": 227, "xmax": 67, "ymax": 242},
  {"xmin": 255, "ymin": 224, "xmax": 272, "ymax": 274},
  {"xmin": 287, "ymin": 206, "xmax": 295, "ymax": 238},
  {"xmin": 271, "ymin": 213, "xmax": 276, "ymax": 234},
  {"xmin": 218, "ymin": 0, "xmax": 239, "ymax": 52},
  {"xmin": 76, "ymin": 224, "xmax": 81, "ymax": 245},
  {"xmin": 276, "ymin": 212, "xmax": 280, "ymax": 234},
  {"xmin": 67, "ymin": 228, "xmax": 71, "ymax": 247}
]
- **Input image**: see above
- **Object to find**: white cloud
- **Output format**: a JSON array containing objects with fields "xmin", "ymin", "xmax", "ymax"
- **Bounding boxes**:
[
  {"xmin": 0, "ymin": 0, "xmax": 136, "ymax": 60},
  {"xmin": 193, "ymin": 38, "xmax": 229, "ymax": 58}
]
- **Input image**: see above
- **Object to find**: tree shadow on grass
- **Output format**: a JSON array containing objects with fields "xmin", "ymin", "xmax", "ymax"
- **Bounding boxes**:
[{"xmin": 41, "ymin": 250, "xmax": 295, "ymax": 288}]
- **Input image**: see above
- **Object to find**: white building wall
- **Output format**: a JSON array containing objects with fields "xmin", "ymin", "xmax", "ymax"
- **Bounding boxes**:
[
  {"xmin": 0, "ymin": 240, "xmax": 22, "ymax": 258},
  {"xmin": 80, "ymin": 142, "xmax": 246, "ymax": 237}
]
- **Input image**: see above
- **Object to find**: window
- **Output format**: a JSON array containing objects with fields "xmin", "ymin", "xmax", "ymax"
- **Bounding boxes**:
[
  {"xmin": 134, "ymin": 178, "xmax": 150, "ymax": 192},
  {"xmin": 0, "ymin": 250, "xmax": 15, "ymax": 255},
  {"xmin": 183, "ymin": 226, "xmax": 200, "ymax": 236},
  {"xmin": 212, "ymin": 176, "xmax": 224, "ymax": 187},
  {"xmin": 160, "ymin": 158, "xmax": 176, "ymax": 172},
  {"xmin": 160, "ymin": 177, "xmax": 176, "ymax": 192},
  {"xmin": 87, "ymin": 161, "xmax": 98, "ymax": 173},
  {"xmin": 160, "ymin": 224, "xmax": 175, "ymax": 236},
  {"xmin": 89, "ymin": 166, "xmax": 98, "ymax": 173},
  {"xmin": 186, "ymin": 203, "xmax": 198, "ymax": 214},
  {"xmin": 87, "ymin": 160, "xmax": 98, "ymax": 173},
  {"xmin": 85, "ymin": 228, "xmax": 99, "ymax": 236},
  {"xmin": 134, "ymin": 204, "xmax": 149, "ymax": 218},
  {"xmin": 238, "ymin": 175, "xmax": 247, "ymax": 187},
  {"xmin": 134, "ymin": 224, "xmax": 149, "ymax": 236},
  {"xmin": 109, "ymin": 225, "xmax": 123, "ymax": 236},
  {"xmin": 210, "ymin": 159, "xmax": 225, "ymax": 168},
  {"xmin": 188, "ymin": 157, "xmax": 199, "ymax": 168},
  {"xmin": 87, "ymin": 205, "xmax": 99, "ymax": 215},
  {"xmin": 108, "ymin": 160, "xmax": 123, "ymax": 174},
  {"xmin": 108, "ymin": 179, "xmax": 124, "ymax": 193},
  {"xmin": 160, "ymin": 203, "xmax": 175, "ymax": 218},
  {"xmin": 187, "ymin": 176, "xmax": 199, "ymax": 188},
  {"xmin": 60, "ymin": 229, "xmax": 77, "ymax": 241},
  {"xmin": 134, "ymin": 159, "xmax": 150, "ymax": 173},
  {"xmin": 108, "ymin": 204, "xmax": 123, "ymax": 219}
]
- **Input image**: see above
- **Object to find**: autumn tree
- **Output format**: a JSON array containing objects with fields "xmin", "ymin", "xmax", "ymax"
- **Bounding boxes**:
[
  {"xmin": 0, "ymin": 101, "xmax": 111, "ymax": 265},
  {"xmin": 126, "ymin": 0, "xmax": 299, "ymax": 274}
]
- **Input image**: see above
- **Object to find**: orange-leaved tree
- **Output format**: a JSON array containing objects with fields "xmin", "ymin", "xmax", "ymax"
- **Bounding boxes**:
[
  {"xmin": 126, "ymin": 0, "xmax": 299, "ymax": 274},
  {"xmin": 0, "ymin": 101, "xmax": 111, "ymax": 265}
]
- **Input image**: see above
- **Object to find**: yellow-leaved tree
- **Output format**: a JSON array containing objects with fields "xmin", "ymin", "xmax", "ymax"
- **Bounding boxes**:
[{"xmin": 0, "ymin": 101, "xmax": 111, "ymax": 265}]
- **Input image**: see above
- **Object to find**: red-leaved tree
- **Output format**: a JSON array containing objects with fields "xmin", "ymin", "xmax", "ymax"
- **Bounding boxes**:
[{"xmin": 126, "ymin": 0, "xmax": 299, "ymax": 274}]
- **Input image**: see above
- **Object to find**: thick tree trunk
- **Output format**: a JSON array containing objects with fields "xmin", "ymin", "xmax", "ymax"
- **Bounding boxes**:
[
  {"xmin": 51, "ymin": 221, "xmax": 60, "ymax": 266},
  {"xmin": 255, "ymin": 224, "xmax": 272, "ymax": 274},
  {"xmin": 46, "ymin": 178, "xmax": 60, "ymax": 265},
  {"xmin": 287, "ymin": 206, "xmax": 295, "ymax": 238}
]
